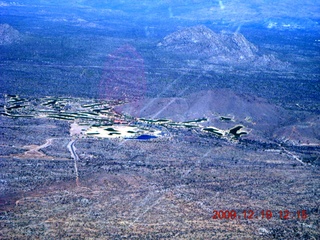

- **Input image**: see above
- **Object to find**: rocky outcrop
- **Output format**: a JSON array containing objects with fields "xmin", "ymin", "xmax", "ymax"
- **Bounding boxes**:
[
  {"xmin": 0, "ymin": 24, "xmax": 20, "ymax": 45},
  {"xmin": 158, "ymin": 25, "xmax": 257, "ymax": 59},
  {"xmin": 158, "ymin": 25, "xmax": 288, "ymax": 69}
]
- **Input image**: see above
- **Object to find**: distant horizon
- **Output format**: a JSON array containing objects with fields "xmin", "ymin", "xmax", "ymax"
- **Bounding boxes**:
[{"xmin": 0, "ymin": 0, "xmax": 319, "ymax": 30}]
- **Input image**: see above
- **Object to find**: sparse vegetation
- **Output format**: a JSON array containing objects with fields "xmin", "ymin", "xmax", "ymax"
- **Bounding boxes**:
[{"xmin": 0, "ymin": 2, "xmax": 319, "ymax": 238}]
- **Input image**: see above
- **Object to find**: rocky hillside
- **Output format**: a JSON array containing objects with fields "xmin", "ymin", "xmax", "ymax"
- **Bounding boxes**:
[
  {"xmin": 0, "ymin": 24, "xmax": 20, "ymax": 45},
  {"xmin": 115, "ymin": 89, "xmax": 290, "ymax": 138},
  {"xmin": 158, "ymin": 25, "xmax": 257, "ymax": 59},
  {"xmin": 158, "ymin": 25, "xmax": 288, "ymax": 69}
]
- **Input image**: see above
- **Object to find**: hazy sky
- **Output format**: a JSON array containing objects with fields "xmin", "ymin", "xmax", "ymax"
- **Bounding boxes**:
[{"xmin": 1, "ymin": 0, "xmax": 319, "ymax": 30}]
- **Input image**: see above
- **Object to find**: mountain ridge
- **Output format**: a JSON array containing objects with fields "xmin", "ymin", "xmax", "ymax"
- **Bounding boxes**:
[
  {"xmin": 0, "ymin": 24, "xmax": 21, "ymax": 45},
  {"xmin": 158, "ymin": 25, "xmax": 289, "ymax": 69}
]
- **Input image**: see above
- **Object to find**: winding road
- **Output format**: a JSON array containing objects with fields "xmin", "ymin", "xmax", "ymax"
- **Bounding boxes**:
[{"xmin": 67, "ymin": 139, "xmax": 80, "ymax": 186}]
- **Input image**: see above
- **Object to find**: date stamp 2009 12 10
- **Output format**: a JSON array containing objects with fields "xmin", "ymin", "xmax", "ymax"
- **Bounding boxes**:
[{"xmin": 212, "ymin": 210, "xmax": 308, "ymax": 220}]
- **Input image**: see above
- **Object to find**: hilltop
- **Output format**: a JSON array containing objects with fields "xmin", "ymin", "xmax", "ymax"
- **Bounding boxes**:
[
  {"xmin": 0, "ymin": 24, "xmax": 21, "ymax": 45},
  {"xmin": 158, "ymin": 25, "xmax": 289, "ymax": 69}
]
